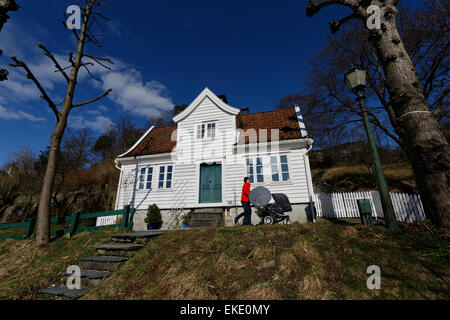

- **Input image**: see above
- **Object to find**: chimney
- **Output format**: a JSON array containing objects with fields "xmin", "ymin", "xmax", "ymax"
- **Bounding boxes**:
[
  {"xmin": 241, "ymin": 108, "xmax": 249, "ymax": 115},
  {"xmin": 217, "ymin": 94, "xmax": 228, "ymax": 104}
]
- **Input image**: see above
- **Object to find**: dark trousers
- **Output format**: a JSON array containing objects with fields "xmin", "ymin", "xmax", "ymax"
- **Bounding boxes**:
[{"xmin": 236, "ymin": 201, "xmax": 252, "ymax": 225}]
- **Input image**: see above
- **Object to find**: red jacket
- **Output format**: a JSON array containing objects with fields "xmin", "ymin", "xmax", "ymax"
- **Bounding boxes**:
[{"xmin": 241, "ymin": 182, "xmax": 251, "ymax": 202}]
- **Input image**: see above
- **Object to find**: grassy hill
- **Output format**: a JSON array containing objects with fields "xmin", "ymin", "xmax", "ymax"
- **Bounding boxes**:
[
  {"xmin": 312, "ymin": 162, "xmax": 417, "ymax": 194},
  {"xmin": 84, "ymin": 222, "xmax": 448, "ymax": 300},
  {"xmin": 0, "ymin": 222, "xmax": 448, "ymax": 300}
]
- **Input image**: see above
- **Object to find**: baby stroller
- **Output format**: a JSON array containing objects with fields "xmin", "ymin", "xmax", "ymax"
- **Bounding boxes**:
[
  {"xmin": 249, "ymin": 187, "xmax": 293, "ymax": 225},
  {"xmin": 258, "ymin": 193, "xmax": 293, "ymax": 225}
]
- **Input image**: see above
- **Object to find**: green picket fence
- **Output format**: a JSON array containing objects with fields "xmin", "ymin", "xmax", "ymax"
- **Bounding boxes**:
[{"xmin": 0, "ymin": 206, "xmax": 135, "ymax": 241}]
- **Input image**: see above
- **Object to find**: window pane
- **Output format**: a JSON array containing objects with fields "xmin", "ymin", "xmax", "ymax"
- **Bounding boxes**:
[
  {"xmin": 256, "ymin": 158, "xmax": 262, "ymax": 165},
  {"xmin": 257, "ymin": 175, "xmax": 264, "ymax": 183},
  {"xmin": 146, "ymin": 167, "xmax": 153, "ymax": 189},
  {"xmin": 159, "ymin": 166, "xmax": 165, "ymax": 188},
  {"xmin": 272, "ymin": 174, "xmax": 279, "ymax": 182},
  {"xmin": 270, "ymin": 156, "xmax": 277, "ymax": 165},
  {"xmin": 280, "ymin": 155, "xmax": 288, "ymax": 164},
  {"xmin": 281, "ymin": 164, "xmax": 289, "ymax": 172},
  {"xmin": 249, "ymin": 176, "xmax": 254, "ymax": 183},
  {"xmin": 256, "ymin": 166, "xmax": 263, "ymax": 174},
  {"xmin": 167, "ymin": 173, "xmax": 172, "ymax": 181},
  {"xmin": 282, "ymin": 172, "xmax": 290, "ymax": 181},
  {"xmin": 166, "ymin": 181, "xmax": 172, "ymax": 189},
  {"xmin": 167, "ymin": 166, "xmax": 173, "ymax": 173}
]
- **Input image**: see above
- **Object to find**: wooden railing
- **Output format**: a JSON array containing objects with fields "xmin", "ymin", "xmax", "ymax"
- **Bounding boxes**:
[{"xmin": 0, "ymin": 205, "xmax": 135, "ymax": 241}]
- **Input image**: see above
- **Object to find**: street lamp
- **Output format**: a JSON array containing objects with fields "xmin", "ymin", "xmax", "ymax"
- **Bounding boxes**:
[{"xmin": 344, "ymin": 65, "xmax": 401, "ymax": 233}]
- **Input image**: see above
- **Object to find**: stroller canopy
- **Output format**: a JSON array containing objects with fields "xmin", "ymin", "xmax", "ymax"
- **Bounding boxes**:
[{"xmin": 272, "ymin": 193, "xmax": 293, "ymax": 213}]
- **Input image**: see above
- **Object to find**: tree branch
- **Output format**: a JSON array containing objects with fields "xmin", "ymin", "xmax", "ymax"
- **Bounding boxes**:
[
  {"xmin": 71, "ymin": 88, "xmax": 112, "ymax": 108},
  {"xmin": 306, "ymin": 0, "xmax": 359, "ymax": 18},
  {"xmin": 38, "ymin": 43, "xmax": 70, "ymax": 83},
  {"xmin": 329, "ymin": 13, "xmax": 357, "ymax": 33},
  {"xmin": 9, "ymin": 56, "xmax": 60, "ymax": 121}
]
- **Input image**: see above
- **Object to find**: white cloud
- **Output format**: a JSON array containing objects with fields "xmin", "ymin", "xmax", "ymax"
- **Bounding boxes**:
[
  {"xmin": 0, "ymin": 20, "xmax": 174, "ymax": 121},
  {"xmin": 0, "ymin": 105, "xmax": 46, "ymax": 122},
  {"xmin": 100, "ymin": 69, "xmax": 173, "ymax": 118},
  {"xmin": 69, "ymin": 114, "xmax": 114, "ymax": 133}
]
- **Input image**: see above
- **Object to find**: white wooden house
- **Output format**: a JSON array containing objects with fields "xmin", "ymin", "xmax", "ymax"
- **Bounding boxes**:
[{"xmin": 109, "ymin": 88, "xmax": 315, "ymax": 230}]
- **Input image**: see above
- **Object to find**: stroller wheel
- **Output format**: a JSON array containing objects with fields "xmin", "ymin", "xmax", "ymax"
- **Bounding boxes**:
[{"xmin": 264, "ymin": 216, "xmax": 274, "ymax": 225}]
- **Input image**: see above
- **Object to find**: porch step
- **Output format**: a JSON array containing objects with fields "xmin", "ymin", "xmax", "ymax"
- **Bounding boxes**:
[
  {"xmin": 111, "ymin": 231, "xmax": 164, "ymax": 243},
  {"xmin": 188, "ymin": 219, "xmax": 224, "ymax": 228},
  {"xmin": 191, "ymin": 213, "xmax": 223, "ymax": 220},
  {"xmin": 39, "ymin": 287, "xmax": 88, "ymax": 299},
  {"xmin": 194, "ymin": 208, "xmax": 223, "ymax": 214},
  {"xmin": 79, "ymin": 256, "xmax": 128, "ymax": 272}
]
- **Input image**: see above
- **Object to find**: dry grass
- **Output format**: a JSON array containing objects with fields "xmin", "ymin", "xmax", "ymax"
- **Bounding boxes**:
[
  {"xmin": 0, "ymin": 228, "xmax": 120, "ymax": 300},
  {"xmin": 83, "ymin": 222, "xmax": 449, "ymax": 300},
  {"xmin": 318, "ymin": 162, "xmax": 417, "ymax": 193}
]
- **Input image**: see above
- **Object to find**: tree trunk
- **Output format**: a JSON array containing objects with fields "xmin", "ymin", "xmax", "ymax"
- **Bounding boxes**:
[
  {"xmin": 36, "ymin": 120, "xmax": 67, "ymax": 245},
  {"xmin": 371, "ymin": 7, "xmax": 450, "ymax": 228},
  {"xmin": 35, "ymin": 6, "xmax": 89, "ymax": 245}
]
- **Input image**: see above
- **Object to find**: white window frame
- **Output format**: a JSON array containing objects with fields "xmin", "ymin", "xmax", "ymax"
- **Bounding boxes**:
[
  {"xmin": 138, "ymin": 166, "xmax": 154, "ymax": 190},
  {"xmin": 246, "ymin": 157, "xmax": 264, "ymax": 184},
  {"xmin": 270, "ymin": 155, "xmax": 291, "ymax": 183},
  {"xmin": 196, "ymin": 122, "xmax": 216, "ymax": 140},
  {"xmin": 158, "ymin": 165, "xmax": 174, "ymax": 189}
]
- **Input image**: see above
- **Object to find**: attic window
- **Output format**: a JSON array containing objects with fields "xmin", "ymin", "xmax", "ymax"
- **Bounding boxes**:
[{"xmin": 197, "ymin": 122, "xmax": 216, "ymax": 140}]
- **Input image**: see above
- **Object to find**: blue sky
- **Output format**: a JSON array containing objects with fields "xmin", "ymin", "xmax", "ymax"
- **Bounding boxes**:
[{"xmin": 0, "ymin": 0, "xmax": 423, "ymax": 166}]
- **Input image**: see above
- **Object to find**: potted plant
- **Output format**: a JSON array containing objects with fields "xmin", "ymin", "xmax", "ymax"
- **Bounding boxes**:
[
  {"xmin": 144, "ymin": 204, "xmax": 163, "ymax": 230},
  {"xmin": 182, "ymin": 212, "xmax": 191, "ymax": 229}
]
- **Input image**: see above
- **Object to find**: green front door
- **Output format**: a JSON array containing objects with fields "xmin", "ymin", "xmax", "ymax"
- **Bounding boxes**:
[{"xmin": 199, "ymin": 164, "xmax": 222, "ymax": 204}]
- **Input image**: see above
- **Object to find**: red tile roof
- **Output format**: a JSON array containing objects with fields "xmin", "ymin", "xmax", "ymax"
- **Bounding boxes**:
[
  {"xmin": 120, "ymin": 108, "xmax": 302, "ymax": 158},
  {"xmin": 237, "ymin": 108, "xmax": 302, "ymax": 144},
  {"xmin": 121, "ymin": 125, "xmax": 177, "ymax": 158}
]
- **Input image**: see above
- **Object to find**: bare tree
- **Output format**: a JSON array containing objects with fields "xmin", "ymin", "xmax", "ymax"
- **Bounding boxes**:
[
  {"xmin": 306, "ymin": 0, "xmax": 450, "ymax": 228},
  {"xmin": 63, "ymin": 128, "xmax": 94, "ymax": 170},
  {"xmin": 9, "ymin": 0, "xmax": 113, "ymax": 245},
  {"xmin": 0, "ymin": 0, "xmax": 18, "ymax": 81}
]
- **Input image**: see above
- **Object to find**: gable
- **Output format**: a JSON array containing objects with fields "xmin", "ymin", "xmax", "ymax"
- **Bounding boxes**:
[{"xmin": 173, "ymin": 87, "xmax": 240, "ymax": 123}]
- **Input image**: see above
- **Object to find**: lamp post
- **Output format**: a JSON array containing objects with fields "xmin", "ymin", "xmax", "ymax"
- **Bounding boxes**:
[{"xmin": 344, "ymin": 65, "xmax": 401, "ymax": 233}]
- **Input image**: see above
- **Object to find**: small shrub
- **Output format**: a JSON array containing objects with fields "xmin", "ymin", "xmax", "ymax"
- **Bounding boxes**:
[
  {"xmin": 182, "ymin": 212, "xmax": 191, "ymax": 225},
  {"xmin": 145, "ymin": 204, "xmax": 163, "ymax": 229}
]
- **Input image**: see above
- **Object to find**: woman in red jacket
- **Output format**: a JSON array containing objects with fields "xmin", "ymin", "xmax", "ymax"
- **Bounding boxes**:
[{"xmin": 234, "ymin": 177, "xmax": 253, "ymax": 226}]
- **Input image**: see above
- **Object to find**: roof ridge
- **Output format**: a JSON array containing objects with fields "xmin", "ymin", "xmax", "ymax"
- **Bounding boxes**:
[{"xmin": 240, "ymin": 107, "xmax": 295, "ymax": 116}]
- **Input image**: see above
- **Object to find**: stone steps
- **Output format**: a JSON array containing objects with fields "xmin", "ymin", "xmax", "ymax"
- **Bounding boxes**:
[
  {"xmin": 80, "ymin": 256, "xmax": 128, "ymax": 272},
  {"xmin": 39, "ymin": 287, "xmax": 88, "ymax": 299},
  {"xmin": 95, "ymin": 243, "xmax": 144, "ymax": 257},
  {"xmin": 39, "ymin": 230, "xmax": 164, "ymax": 299},
  {"xmin": 111, "ymin": 231, "xmax": 164, "ymax": 244},
  {"xmin": 63, "ymin": 270, "xmax": 113, "ymax": 287}
]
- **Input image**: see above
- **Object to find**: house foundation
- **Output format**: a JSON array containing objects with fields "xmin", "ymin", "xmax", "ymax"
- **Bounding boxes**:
[{"xmin": 131, "ymin": 203, "xmax": 310, "ymax": 231}]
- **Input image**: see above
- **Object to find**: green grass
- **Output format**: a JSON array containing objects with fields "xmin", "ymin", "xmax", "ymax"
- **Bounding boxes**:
[
  {"xmin": 82, "ymin": 222, "xmax": 449, "ymax": 300},
  {"xmin": 0, "ymin": 227, "xmax": 127, "ymax": 300}
]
